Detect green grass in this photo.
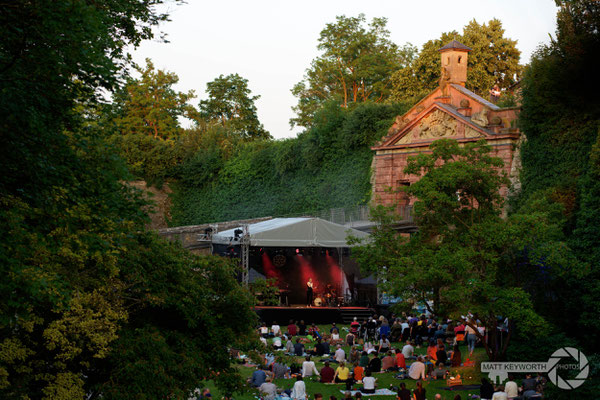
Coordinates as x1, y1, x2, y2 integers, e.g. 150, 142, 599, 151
202, 324, 486, 400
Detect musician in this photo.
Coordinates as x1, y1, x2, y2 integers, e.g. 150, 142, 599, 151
306, 278, 314, 307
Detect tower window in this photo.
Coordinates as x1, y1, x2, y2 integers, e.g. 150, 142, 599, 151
458, 56, 462, 63
446, 57, 450, 65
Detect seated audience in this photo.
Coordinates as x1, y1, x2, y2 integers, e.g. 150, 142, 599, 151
408, 356, 426, 380
301, 356, 319, 378
361, 370, 376, 394
320, 361, 335, 383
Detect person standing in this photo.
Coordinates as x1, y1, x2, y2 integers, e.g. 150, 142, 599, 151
306, 278, 314, 307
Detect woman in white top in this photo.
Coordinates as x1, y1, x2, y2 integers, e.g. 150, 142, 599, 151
291, 376, 306, 400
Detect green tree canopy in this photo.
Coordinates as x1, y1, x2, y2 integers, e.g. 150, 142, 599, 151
351, 139, 574, 360
199, 73, 270, 140
114, 58, 197, 138
390, 19, 521, 102
0, 1, 257, 398
291, 14, 416, 128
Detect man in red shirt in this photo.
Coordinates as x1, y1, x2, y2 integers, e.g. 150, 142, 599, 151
395, 348, 406, 369
320, 361, 335, 383
287, 320, 297, 337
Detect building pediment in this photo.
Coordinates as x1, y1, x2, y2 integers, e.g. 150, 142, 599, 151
375, 102, 492, 149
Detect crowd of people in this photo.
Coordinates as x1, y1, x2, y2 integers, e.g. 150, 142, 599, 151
235, 314, 544, 400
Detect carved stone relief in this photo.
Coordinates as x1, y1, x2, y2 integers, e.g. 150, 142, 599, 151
394, 110, 457, 144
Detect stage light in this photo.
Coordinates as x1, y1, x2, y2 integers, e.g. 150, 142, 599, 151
234, 228, 243, 238
259, 247, 264, 255
296, 248, 303, 256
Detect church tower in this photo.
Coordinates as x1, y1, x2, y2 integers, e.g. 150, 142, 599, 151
438, 40, 472, 87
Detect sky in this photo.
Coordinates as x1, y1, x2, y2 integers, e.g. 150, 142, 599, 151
130, 0, 559, 139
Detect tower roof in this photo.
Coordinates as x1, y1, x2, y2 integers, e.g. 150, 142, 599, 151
438, 40, 472, 52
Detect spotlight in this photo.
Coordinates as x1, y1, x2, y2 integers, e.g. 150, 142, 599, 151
234, 228, 243, 238
296, 248, 303, 256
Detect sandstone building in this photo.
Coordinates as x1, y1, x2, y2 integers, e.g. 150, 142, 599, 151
371, 40, 521, 212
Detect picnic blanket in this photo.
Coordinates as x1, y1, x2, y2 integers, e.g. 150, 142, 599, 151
340, 389, 397, 396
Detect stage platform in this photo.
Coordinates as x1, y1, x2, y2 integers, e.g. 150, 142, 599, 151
254, 305, 375, 325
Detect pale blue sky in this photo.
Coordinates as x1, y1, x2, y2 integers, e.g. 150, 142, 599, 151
130, 0, 559, 139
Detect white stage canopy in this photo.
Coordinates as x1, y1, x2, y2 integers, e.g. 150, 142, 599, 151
211, 217, 370, 248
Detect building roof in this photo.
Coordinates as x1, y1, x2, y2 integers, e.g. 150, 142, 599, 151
438, 40, 472, 52
450, 84, 500, 110
212, 217, 370, 248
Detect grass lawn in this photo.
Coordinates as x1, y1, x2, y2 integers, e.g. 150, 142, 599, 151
201, 324, 487, 400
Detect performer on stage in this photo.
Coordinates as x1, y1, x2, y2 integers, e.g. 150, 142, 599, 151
306, 278, 314, 307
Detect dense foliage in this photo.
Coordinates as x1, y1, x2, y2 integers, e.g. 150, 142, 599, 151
291, 14, 416, 128
199, 74, 271, 140
351, 140, 575, 361
171, 101, 410, 225
515, 0, 600, 361
0, 1, 256, 398
390, 19, 521, 102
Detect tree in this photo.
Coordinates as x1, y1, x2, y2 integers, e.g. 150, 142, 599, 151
115, 59, 196, 139
0, 1, 257, 398
291, 14, 415, 128
351, 139, 573, 360
390, 19, 521, 102
517, 0, 600, 353
199, 73, 270, 140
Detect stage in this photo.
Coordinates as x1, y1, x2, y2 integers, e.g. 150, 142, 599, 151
254, 305, 375, 325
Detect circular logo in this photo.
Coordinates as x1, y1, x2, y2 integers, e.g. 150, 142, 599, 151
547, 347, 589, 390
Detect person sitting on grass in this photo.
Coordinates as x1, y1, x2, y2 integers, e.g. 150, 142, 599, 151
402, 341, 415, 359
288, 320, 298, 337
285, 336, 294, 354
378, 334, 391, 354
333, 361, 350, 384
367, 353, 381, 373
314, 393, 323, 400
345, 331, 356, 346
435, 339, 448, 366
294, 338, 305, 357
272, 359, 290, 379
301, 356, 319, 378
290, 376, 306, 400
491, 385, 508, 400
352, 361, 364, 383
354, 392, 362, 400
349, 346, 360, 364
408, 356, 426, 380
426, 339, 438, 361
361, 370, 376, 394
273, 335, 283, 350
259, 376, 278, 400
430, 363, 448, 380
395, 348, 406, 369
359, 351, 369, 368
334, 344, 346, 363
397, 382, 411, 400
413, 380, 426, 400
450, 344, 462, 367
480, 377, 494, 400
331, 328, 342, 345
250, 365, 268, 387
381, 351, 397, 372
320, 361, 335, 383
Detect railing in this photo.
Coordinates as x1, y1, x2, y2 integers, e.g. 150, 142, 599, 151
279, 204, 413, 227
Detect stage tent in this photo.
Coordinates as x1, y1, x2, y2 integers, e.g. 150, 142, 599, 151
211, 217, 370, 248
